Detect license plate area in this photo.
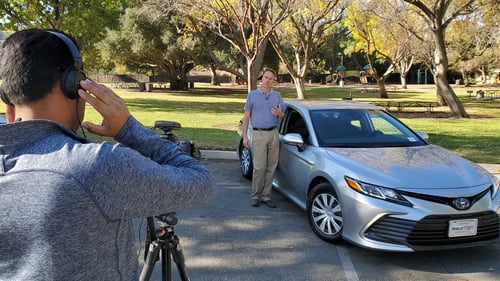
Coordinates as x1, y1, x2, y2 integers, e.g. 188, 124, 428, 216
448, 219, 478, 237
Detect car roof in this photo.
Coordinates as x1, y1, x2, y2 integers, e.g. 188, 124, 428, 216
284, 99, 382, 111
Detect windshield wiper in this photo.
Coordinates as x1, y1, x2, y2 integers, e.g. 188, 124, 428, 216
382, 143, 421, 147
323, 143, 366, 148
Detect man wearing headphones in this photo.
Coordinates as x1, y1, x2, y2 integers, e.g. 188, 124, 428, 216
0, 29, 214, 280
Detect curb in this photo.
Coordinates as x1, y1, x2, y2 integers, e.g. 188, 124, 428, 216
200, 150, 238, 160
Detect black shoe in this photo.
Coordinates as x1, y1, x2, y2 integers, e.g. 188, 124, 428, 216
261, 199, 276, 208
251, 199, 260, 207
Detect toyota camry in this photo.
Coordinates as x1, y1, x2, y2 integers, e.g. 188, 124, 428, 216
237, 100, 500, 252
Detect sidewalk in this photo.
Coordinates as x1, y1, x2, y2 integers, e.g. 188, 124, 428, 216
476, 163, 500, 180
200, 150, 500, 180
200, 150, 238, 160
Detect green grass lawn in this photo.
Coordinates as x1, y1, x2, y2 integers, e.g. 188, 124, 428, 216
3, 82, 499, 163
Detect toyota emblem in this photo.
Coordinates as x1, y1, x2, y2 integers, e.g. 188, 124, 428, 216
452, 197, 470, 210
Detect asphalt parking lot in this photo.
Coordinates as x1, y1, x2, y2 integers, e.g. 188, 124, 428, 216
135, 159, 500, 281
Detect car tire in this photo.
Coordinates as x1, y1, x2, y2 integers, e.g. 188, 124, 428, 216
307, 183, 343, 243
239, 143, 253, 180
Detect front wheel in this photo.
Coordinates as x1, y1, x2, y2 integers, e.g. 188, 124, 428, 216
238, 143, 253, 180
306, 183, 343, 243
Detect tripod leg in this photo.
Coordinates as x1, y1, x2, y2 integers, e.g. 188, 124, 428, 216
163, 246, 170, 281
139, 241, 161, 281
169, 235, 190, 281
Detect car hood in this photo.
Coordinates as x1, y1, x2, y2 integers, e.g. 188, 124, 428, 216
327, 145, 492, 189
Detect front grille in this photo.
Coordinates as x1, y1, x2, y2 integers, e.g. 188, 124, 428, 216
398, 187, 491, 210
365, 211, 499, 250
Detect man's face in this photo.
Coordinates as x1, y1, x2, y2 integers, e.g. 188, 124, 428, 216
261, 71, 275, 88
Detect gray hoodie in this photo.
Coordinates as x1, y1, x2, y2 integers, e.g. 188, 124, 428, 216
0, 116, 214, 280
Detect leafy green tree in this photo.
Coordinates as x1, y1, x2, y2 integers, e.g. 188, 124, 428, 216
446, 2, 499, 85
345, 0, 396, 98
177, 10, 247, 85
0, 0, 130, 71
345, 0, 420, 96
190, 34, 237, 85
165, 0, 294, 91
98, 6, 196, 90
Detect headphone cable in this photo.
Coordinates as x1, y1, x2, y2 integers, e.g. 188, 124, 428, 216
75, 98, 87, 139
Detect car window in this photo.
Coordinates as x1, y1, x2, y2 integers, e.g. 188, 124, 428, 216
284, 110, 310, 143
370, 114, 404, 136
310, 109, 425, 148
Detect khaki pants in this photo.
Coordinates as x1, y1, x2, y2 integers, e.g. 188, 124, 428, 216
250, 129, 279, 201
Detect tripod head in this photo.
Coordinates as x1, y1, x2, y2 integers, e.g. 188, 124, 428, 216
154, 120, 181, 135
143, 212, 178, 261
155, 213, 178, 227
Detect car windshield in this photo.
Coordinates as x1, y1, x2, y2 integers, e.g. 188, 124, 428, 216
309, 108, 426, 148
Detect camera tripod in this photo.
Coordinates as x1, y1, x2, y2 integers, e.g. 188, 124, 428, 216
139, 213, 190, 281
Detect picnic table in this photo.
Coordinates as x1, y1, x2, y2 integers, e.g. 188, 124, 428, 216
373, 101, 436, 113
360, 86, 399, 93
467, 89, 500, 100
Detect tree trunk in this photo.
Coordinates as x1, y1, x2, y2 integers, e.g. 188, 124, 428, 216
209, 63, 220, 86
479, 65, 487, 85
247, 61, 257, 92
436, 90, 446, 106
365, 54, 391, 98
400, 76, 408, 89
432, 31, 468, 117
435, 75, 468, 117
461, 69, 470, 87
170, 76, 185, 91
170, 76, 185, 90
377, 79, 388, 98
293, 77, 308, 100
168, 62, 189, 90
399, 58, 413, 90
248, 39, 268, 91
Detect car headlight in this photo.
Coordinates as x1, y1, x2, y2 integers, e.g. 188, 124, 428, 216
345, 176, 413, 207
492, 176, 500, 216
492, 176, 499, 199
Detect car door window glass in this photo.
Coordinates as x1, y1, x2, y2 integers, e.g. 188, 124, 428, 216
285, 111, 310, 143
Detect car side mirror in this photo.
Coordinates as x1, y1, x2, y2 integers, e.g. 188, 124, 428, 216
283, 133, 305, 152
416, 131, 429, 142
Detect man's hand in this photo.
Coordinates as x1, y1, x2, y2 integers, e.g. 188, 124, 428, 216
271, 104, 283, 119
78, 79, 131, 137
243, 136, 250, 148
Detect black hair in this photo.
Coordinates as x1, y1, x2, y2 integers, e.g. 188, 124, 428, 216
0, 29, 78, 105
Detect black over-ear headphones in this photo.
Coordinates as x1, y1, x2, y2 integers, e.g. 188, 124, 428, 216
47, 31, 86, 99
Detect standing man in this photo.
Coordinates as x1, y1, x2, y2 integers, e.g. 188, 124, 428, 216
241, 68, 285, 208
0, 29, 213, 281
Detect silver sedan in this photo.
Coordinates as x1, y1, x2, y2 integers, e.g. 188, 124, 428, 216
237, 100, 500, 252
